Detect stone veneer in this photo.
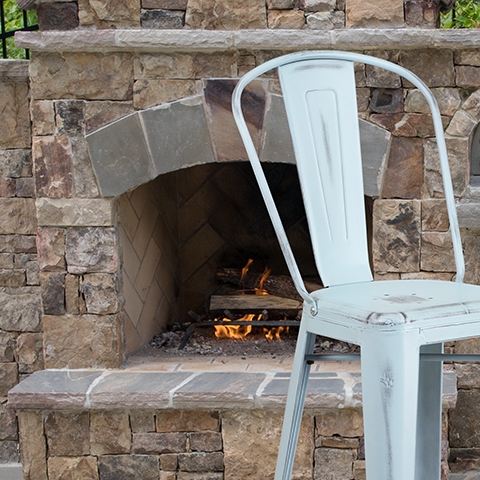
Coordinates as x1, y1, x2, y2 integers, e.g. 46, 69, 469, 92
3, 0, 480, 477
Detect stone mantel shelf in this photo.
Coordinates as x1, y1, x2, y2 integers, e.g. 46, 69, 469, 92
15, 28, 480, 54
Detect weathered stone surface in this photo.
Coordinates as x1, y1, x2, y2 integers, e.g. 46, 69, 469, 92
0, 149, 31, 178
370, 113, 437, 137
299, 0, 336, 12
455, 337, 480, 355
399, 50, 455, 87
0, 331, 16, 362
42, 314, 123, 368
30, 53, 134, 101
421, 231, 455, 272
18, 411, 47, 480
16, 177, 36, 198
31, 100, 55, 136
36, 198, 114, 227
78, 0, 140, 28
37, 2, 79, 30
55, 100, 85, 135
455, 50, 480, 67
446, 110, 477, 137
143, 0, 188, 8
133, 79, 200, 109
36, 228, 65, 272
0, 362, 18, 396
0, 198, 37, 235
317, 436, 359, 449
306, 11, 343, 29
190, 432, 223, 452
160, 453, 178, 471
90, 411, 131, 455
47, 456, 99, 480
450, 389, 480, 448
223, 410, 313, 479
421, 199, 449, 231
0, 290, 42, 332
267, 0, 296, 8
353, 459, 366, 480
185, 0, 267, 29
81, 273, 120, 314
69, 137, 101, 198
456, 363, 480, 389
381, 137, 424, 199
369, 89, 403, 112
17, 332, 44, 374
65, 274, 81, 314
65, 227, 119, 274
33, 135, 73, 199
45, 411, 90, 456
176, 474, 222, 480
404, 88, 461, 116
85, 101, 135, 135
132, 432, 187, 454
141, 9, 185, 28
462, 89, 480, 121
0, 402, 17, 441
463, 232, 480, 286
134, 53, 195, 79
130, 411, 156, 433
0, 269, 25, 288
178, 452, 223, 472
373, 200, 421, 273
456, 66, 480, 87
424, 137, 469, 198
314, 448, 354, 480
449, 448, 480, 473
156, 410, 220, 432
346, 0, 404, 27
405, 0, 439, 27
40, 271, 66, 315
268, 10, 305, 28
315, 409, 363, 437
0, 235, 37, 254
0, 81, 31, 149
98, 455, 159, 480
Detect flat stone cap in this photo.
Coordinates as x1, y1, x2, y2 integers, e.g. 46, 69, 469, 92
8, 368, 457, 411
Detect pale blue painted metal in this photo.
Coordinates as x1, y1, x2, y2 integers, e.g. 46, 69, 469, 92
231, 51, 480, 480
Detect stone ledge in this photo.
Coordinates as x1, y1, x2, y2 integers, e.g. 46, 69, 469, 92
8, 368, 458, 411
15, 28, 480, 54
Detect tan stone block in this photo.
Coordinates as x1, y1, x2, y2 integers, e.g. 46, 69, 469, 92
462, 89, 480, 121
130, 411, 156, 433
156, 410, 220, 432
134, 53, 195, 79
81, 273, 120, 314
36, 228, 65, 272
455, 50, 480, 67
0, 269, 25, 287
267, 10, 305, 29
223, 410, 314, 479
456, 66, 480, 87
422, 199, 449, 232
456, 363, 480, 389
143, 0, 188, 8
447, 109, 477, 137
317, 436, 359, 449
0, 402, 17, 441
31, 100, 55, 136
193, 53, 237, 78
0, 362, 18, 396
43, 314, 123, 369
0, 81, 31, 149
45, 411, 90, 456
36, 198, 115, 227
424, 137, 469, 198
267, 0, 296, 8
400, 271, 452, 281
70, 137, 100, 198
33, 135, 73, 199
132, 432, 188, 454
370, 113, 438, 138
0, 149, 32, 179
30, 53, 133, 101
190, 431, 223, 452
18, 411, 48, 480
185, 0, 267, 29
346, 0, 403, 27
354, 459, 366, 480
90, 411, 131, 455
314, 448, 355, 480
85, 101, 135, 135
463, 231, 480, 286
421, 231, 455, 272
0, 198, 37, 235
315, 409, 363, 437
65, 274, 81, 314
133, 79, 200, 109
17, 333, 44, 374
78, 0, 140, 28
48, 456, 99, 480
373, 199, 421, 273
0, 331, 15, 363
405, 88, 461, 117
0, 290, 42, 333
160, 453, 178, 471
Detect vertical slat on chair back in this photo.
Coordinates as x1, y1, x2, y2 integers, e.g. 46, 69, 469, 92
279, 59, 373, 287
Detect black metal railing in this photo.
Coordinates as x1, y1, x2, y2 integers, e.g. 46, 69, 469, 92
1, 0, 38, 59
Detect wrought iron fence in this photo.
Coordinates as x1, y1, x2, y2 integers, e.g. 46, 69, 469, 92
1, 0, 38, 59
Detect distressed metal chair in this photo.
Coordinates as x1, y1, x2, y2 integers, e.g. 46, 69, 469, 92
231, 51, 480, 480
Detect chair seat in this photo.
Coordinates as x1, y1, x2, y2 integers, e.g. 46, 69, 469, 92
309, 280, 480, 341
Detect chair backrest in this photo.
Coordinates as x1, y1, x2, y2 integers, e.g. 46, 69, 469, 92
232, 51, 464, 304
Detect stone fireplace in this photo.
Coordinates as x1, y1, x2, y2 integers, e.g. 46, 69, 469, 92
4, 0, 480, 478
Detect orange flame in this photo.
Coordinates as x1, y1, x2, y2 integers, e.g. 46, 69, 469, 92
214, 314, 257, 340
255, 267, 271, 296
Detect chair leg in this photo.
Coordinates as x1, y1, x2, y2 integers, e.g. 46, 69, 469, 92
275, 321, 315, 480
415, 343, 443, 480
360, 331, 421, 480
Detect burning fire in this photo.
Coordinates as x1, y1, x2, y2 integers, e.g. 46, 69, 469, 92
214, 260, 287, 341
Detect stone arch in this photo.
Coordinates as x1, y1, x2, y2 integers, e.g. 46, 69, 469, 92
86, 79, 391, 198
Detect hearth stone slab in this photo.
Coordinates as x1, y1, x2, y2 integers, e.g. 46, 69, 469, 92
8, 368, 457, 411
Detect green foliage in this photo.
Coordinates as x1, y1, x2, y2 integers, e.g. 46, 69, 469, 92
1, 0, 38, 59
441, 0, 480, 28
